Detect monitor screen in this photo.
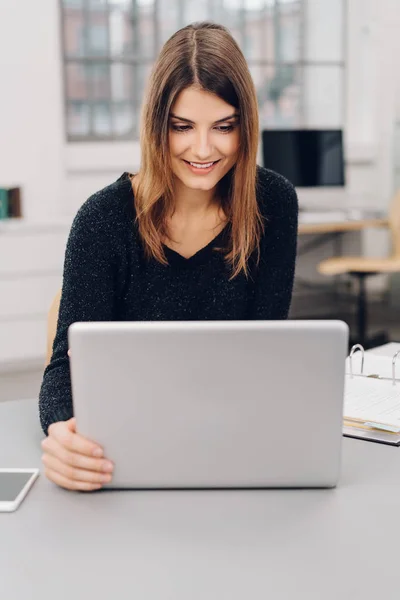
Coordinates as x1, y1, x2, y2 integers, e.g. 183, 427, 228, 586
261, 129, 345, 187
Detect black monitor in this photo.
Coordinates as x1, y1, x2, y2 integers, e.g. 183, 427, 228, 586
261, 129, 345, 187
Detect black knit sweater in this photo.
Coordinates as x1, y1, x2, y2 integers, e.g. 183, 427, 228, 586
39, 166, 298, 434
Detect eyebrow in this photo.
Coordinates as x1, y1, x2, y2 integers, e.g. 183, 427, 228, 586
169, 113, 239, 124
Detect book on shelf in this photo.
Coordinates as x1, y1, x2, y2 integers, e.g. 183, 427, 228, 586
0, 187, 22, 219
343, 344, 400, 445
0, 189, 8, 219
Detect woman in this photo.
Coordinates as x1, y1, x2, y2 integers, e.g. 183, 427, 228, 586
39, 21, 298, 491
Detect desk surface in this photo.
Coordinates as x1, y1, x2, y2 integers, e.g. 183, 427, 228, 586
298, 209, 388, 235
2, 344, 400, 600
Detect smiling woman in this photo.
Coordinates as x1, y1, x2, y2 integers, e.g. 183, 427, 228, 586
133, 22, 263, 277
39, 21, 298, 492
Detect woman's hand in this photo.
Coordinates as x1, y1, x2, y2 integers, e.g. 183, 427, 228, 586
41, 417, 114, 491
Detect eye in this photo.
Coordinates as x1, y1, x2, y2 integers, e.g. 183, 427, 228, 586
171, 125, 192, 132
216, 125, 235, 133
170, 124, 235, 133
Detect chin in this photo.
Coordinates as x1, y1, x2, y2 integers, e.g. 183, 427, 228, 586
181, 177, 219, 190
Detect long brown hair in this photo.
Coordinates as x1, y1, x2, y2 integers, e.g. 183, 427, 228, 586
132, 21, 264, 279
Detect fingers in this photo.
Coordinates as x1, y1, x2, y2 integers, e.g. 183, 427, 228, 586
42, 453, 112, 487
41, 435, 113, 474
67, 348, 71, 357
43, 466, 103, 492
42, 419, 114, 492
48, 420, 104, 458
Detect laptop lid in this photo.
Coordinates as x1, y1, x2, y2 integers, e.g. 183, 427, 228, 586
69, 320, 348, 489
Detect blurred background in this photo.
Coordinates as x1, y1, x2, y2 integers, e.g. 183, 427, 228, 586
0, 0, 399, 401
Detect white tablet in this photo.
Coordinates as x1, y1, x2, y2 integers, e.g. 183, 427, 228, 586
0, 468, 39, 512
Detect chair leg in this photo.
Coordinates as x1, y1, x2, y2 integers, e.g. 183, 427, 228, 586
348, 272, 389, 350
356, 274, 367, 346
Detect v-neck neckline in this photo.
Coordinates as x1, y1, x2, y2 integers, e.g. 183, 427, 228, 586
162, 224, 229, 267
120, 172, 230, 268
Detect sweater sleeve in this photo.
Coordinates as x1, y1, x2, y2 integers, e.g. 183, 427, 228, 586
38, 196, 119, 435
248, 172, 298, 320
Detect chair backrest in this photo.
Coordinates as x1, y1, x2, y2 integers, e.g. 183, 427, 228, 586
389, 189, 400, 257
46, 289, 62, 367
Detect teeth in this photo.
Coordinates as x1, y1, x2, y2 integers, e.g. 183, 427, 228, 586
189, 161, 215, 169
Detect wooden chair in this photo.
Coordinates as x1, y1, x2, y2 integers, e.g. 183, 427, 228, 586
45, 289, 62, 367
318, 189, 400, 348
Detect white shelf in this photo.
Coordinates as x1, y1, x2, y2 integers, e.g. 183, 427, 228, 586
0, 218, 71, 235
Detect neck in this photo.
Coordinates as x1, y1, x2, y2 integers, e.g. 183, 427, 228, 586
171, 176, 220, 219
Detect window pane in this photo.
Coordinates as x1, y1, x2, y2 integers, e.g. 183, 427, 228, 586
305, 0, 344, 62
135, 0, 156, 59
253, 64, 343, 129
109, 2, 156, 60
87, 63, 110, 100
87, 15, 109, 56
278, 2, 301, 62
93, 102, 112, 134
109, 0, 135, 8
185, 0, 210, 22
66, 63, 89, 100
137, 9, 156, 59
158, 0, 182, 46
113, 102, 134, 135
216, 0, 243, 47
111, 63, 132, 101
109, 9, 129, 56
88, 0, 108, 9
244, 0, 301, 61
136, 62, 153, 111
67, 101, 90, 135
63, 0, 84, 7
244, 1, 269, 61
64, 10, 85, 57
251, 63, 301, 128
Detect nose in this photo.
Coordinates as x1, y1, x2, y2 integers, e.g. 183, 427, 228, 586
192, 129, 214, 161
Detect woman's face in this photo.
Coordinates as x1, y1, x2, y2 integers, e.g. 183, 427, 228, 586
168, 85, 240, 194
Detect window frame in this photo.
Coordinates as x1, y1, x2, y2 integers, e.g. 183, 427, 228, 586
60, 0, 346, 142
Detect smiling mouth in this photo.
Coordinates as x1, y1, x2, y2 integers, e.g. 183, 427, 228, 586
183, 159, 221, 168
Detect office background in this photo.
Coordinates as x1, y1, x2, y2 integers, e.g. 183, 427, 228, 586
0, 0, 399, 401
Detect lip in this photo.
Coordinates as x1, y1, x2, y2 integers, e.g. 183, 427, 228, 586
183, 159, 221, 175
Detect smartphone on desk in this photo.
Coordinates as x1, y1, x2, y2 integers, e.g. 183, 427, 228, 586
0, 468, 39, 512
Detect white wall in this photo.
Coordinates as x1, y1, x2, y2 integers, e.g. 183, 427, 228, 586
0, 0, 65, 221
0, 0, 69, 371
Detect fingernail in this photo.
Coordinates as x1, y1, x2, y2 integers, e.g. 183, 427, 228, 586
101, 474, 112, 483
93, 448, 103, 457
103, 461, 114, 472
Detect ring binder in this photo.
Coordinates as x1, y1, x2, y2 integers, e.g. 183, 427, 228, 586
348, 344, 400, 385
348, 344, 364, 378
392, 350, 400, 386
344, 344, 400, 445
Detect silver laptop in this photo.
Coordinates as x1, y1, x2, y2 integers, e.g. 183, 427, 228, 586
68, 320, 348, 489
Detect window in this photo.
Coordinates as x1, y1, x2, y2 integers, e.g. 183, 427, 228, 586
61, 0, 345, 141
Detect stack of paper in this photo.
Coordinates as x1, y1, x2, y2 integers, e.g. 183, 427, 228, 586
343, 353, 400, 444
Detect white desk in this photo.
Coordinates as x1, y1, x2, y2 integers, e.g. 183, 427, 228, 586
298, 209, 388, 235
1, 344, 400, 599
